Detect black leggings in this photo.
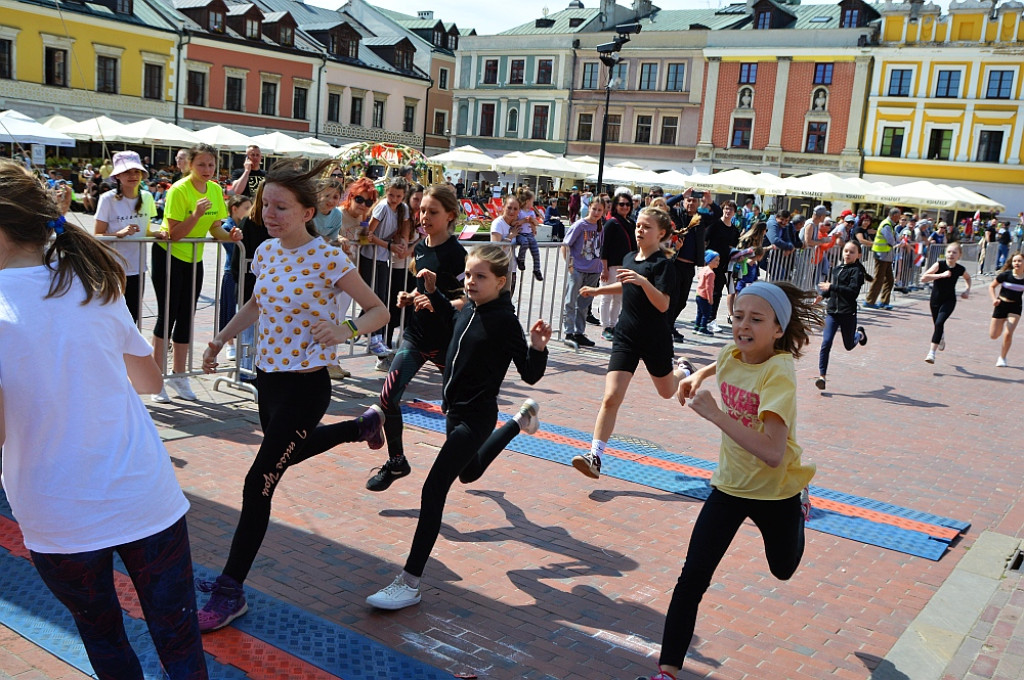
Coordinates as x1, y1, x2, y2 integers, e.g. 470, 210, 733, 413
124, 274, 141, 324
222, 368, 361, 584
385, 267, 416, 347
659, 488, 805, 668
668, 260, 696, 325
379, 339, 444, 461
404, 410, 522, 578
930, 299, 956, 345
151, 244, 203, 344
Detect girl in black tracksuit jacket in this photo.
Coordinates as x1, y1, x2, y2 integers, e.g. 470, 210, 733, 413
366, 245, 550, 610
815, 240, 870, 389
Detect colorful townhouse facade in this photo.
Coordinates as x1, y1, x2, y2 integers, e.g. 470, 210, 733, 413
862, 0, 1024, 212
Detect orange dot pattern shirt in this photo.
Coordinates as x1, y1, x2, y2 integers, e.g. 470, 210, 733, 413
251, 238, 356, 372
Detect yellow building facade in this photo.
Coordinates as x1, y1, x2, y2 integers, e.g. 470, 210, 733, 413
863, 0, 1024, 214
0, 0, 177, 121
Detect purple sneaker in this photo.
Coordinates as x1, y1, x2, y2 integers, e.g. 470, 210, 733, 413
357, 404, 386, 450
196, 574, 248, 632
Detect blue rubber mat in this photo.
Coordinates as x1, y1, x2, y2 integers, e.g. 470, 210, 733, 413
0, 493, 453, 680
402, 401, 969, 561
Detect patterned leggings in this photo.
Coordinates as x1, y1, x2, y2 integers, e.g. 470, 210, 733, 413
31, 516, 207, 680
515, 233, 542, 272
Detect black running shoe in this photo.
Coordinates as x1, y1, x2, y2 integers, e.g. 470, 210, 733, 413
671, 330, 686, 344
366, 456, 411, 492
857, 326, 868, 346
575, 334, 596, 347
586, 313, 601, 326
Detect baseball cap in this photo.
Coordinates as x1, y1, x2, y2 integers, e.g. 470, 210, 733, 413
844, 214, 855, 223
813, 205, 829, 216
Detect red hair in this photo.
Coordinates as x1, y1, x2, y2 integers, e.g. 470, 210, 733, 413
341, 177, 377, 211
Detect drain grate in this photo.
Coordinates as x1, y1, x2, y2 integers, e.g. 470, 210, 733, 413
1010, 549, 1024, 572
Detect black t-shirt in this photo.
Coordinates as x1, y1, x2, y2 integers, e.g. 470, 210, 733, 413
231, 168, 266, 198
405, 236, 467, 348
997, 226, 1012, 245
616, 250, 677, 337
930, 261, 965, 304
996, 271, 1024, 304
601, 216, 635, 267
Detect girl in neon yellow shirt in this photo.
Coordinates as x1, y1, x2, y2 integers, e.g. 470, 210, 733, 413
643, 281, 822, 680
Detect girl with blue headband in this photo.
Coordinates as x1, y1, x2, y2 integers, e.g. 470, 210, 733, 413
641, 280, 822, 680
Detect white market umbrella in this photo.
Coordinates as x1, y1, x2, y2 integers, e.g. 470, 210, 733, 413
870, 179, 956, 209
519, 149, 590, 178
249, 131, 307, 157
109, 118, 200, 147
781, 172, 867, 202
61, 115, 124, 142
491, 151, 528, 174
685, 168, 785, 196
648, 170, 692, 191
614, 160, 645, 171
40, 114, 78, 132
428, 144, 495, 172
194, 125, 254, 152
297, 137, 340, 159
0, 110, 75, 147
940, 184, 1006, 213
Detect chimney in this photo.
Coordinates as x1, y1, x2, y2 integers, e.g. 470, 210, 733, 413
633, 0, 652, 18
600, 0, 616, 28
417, 10, 434, 20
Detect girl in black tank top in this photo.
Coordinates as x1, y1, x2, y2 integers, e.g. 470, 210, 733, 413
920, 242, 972, 364
989, 252, 1024, 367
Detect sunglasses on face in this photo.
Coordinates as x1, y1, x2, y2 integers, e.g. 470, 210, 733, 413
352, 195, 372, 205
330, 173, 344, 178
617, 201, 632, 207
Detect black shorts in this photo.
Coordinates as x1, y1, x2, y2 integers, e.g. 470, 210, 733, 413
607, 328, 674, 378
993, 299, 1023, 319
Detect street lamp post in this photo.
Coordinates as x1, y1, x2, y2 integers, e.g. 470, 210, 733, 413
594, 23, 640, 193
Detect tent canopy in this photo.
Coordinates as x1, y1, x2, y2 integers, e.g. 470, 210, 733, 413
109, 118, 199, 147
0, 110, 75, 147
60, 115, 124, 142
781, 172, 867, 201
193, 125, 254, 152
428, 145, 496, 172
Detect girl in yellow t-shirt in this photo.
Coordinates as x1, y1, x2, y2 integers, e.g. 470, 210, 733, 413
643, 281, 822, 680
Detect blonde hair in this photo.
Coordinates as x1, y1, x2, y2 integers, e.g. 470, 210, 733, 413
467, 244, 511, 279
638, 206, 676, 257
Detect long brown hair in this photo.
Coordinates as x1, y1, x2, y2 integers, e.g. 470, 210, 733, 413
0, 160, 124, 304
771, 281, 824, 359
264, 159, 336, 237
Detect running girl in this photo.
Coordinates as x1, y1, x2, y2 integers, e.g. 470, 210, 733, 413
814, 240, 869, 390
0, 160, 208, 678
366, 184, 467, 492
365, 245, 550, 610
989, 252, 1024, 367
572, 207, 694, 479
197, 160, 390, 632
921, 241, 971, 364
642, 281, 821, 680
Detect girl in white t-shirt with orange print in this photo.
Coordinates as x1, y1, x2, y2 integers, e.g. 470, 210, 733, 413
198, 160, 390, 633
642, 281, 822, 680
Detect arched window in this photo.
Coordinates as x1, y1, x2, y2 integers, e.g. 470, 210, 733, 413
507, 108, 518, 133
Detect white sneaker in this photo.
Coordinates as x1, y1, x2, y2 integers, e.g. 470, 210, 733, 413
925, 351, 936, 364
374, 355, 392, 372
167, 376, 197, 401
707, 320, 720, 333
516, 398, 540, 435
367, 337, 391, 357
225, 343, 236, 361
996, 356, 1008, 367
938, 337, 945, 351
151, 388, 171, 403
366, 575, 421, 610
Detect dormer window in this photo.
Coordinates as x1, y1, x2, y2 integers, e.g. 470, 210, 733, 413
246, 18, 260, 39
756, 10, 771, 29
342, 38, 358, 58
280, 25, 293, 46
209, 9, 225, 32
569, 17, 583, 27
433, 29, 443, 46
396, 48, 412, 71
115, 0, 132, 14
447, 34, 456, 50
329, 34, 339, 54
841, 8, 860, 27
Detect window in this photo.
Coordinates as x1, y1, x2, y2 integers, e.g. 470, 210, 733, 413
438, 68, 448, 90
739, 63, 757, 84
209, 9, 225, 32
537, 59, 552, 85
483, 59, 497, 84
328, 92, 340, 122
927, 129, 952, 161
433, 29, 443, 46
342, 38, 358, 59
731, 118, 752, 148
143, 63, 162, 99
986, 70, 1013, 99
841, 8, 859, 27
45, 47, 68, 87
187, 70, 206, 106
479, 103, 495, 136
879, 127, 904, 157
396, 49, 413, 71
531, 105, 549, 139
115, 0, 132, 13
403, 104, 415, 133
606, 114, 621, 143
660, 116, 678, 145
293, 86, 307, 119
813, 63, 833, 85
666, 63, 685, 91
976, 130, 1003, 163
97, 56, 117, 94
0, 39, 10, 79
447, 34, 456, 51
507, 108, 518, 133
805, 122, 827, 153
756, 11, 771, 29
433, 110, 447, 135
329, 34, 340, 54
611, 62, 627, 87
639, 63, 658, 91
260, 81, 277, 116
225, 76, 243, 111
245, 18, 260, 40
935, 70, 960, 98
581, 63, 598, 89
635, 115, 652, 143
577, 113, 593, 141
888, 69, 912, 96
350, 97, 363, 125
510, 59, 524, 85
372, 100, 385, 128
280, 25, 294, 46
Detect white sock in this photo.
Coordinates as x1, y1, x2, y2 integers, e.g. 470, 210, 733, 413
401, 571, 420, 589
589, 439, 606, 459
